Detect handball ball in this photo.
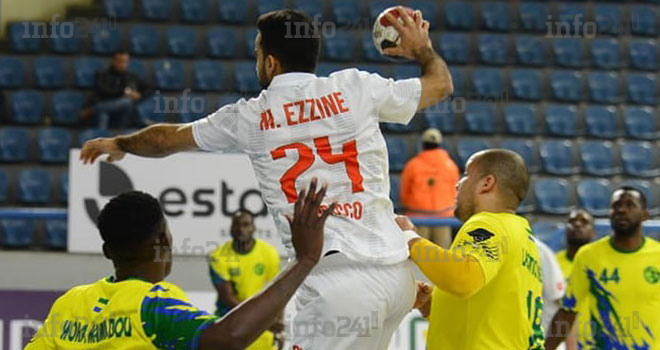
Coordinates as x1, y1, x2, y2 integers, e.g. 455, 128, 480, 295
372, 6, 416, 58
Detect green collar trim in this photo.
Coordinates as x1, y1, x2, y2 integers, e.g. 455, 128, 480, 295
609, 236, 646, 254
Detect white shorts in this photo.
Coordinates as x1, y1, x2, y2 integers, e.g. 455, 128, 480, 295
289, 252, 416, 350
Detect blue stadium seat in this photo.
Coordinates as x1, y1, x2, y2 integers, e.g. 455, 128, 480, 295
588, 72, 619, 104
73, 57, 105, 88
293, 0, 325, 19
90, 27, 121, 55
481, 2, 510, 32
545, 104, 578, 137
630, 6, 658, 36
577, 179, 612, 217
557, 4, 587, 35
128, 60, 147, 80
181, 0, 210, 23
534, 178, 572, 215
626, 73, 657, 105
619, 180, 659, 215
153, 59, 185, 91
193, 60, 225, 92
49, 22, 81, 54
478, 34, 508, 65
78, 129, 112, 146
456, 139, 491, 169
0, 127, 29, 162
324, 31, 355, 62
218, 0, 248, 24
316, 63, 345, 77
45, 219, 68, 250
585, 105, 618, 139
331, 0, 361, 24
33, 56, 66, 88
37, 128, 72, 164
517, 192, 536, 215
423, 102, 458, 134
0, 57, 25, 88
9, 22, 42, 53
464, 102, 495, 134
500, 139, 539, 173
167, 27, 197, 57
550, 71, 582, 102
621, 141, 660, 178
257, 0, 285, 16
141, 0, 173, 20
540, 140, 578, 175
504, 103, 537, 136
18, 169, 51, 204
11, 90, 44, 125
382, 118, 416, 135
234, 61, 261, 93
514, 35, 546, 66
392, 65, 420, 80
510, 69, 542, 101
532, 220, 566, 251
390, 174, 401, 210
104, 0, 134, 19
178, 94, 209, 123
369, 1, 397, 21
0, 219, 35, 248
438, 33, 470, 64
580, 141, 619, 176
207, 27, 238, 58
591, 39, 619, 69
519, 3, 549, 32
129, 25, 160, 56
409, 0, 438, 29
244, 27, 258, 59
594, 4, 623, 35
629, 40, 658, 71
552, 39, 584, 68
59, 171, 68, 203
0, 169, 7, 203
623, 106, 659, 140
136, 95, 167, 125
385, 136, 409, 171
449, 67, 464, 97
472, 68, 504, 97
361, 35, 388, 62
443, 2, 474, 30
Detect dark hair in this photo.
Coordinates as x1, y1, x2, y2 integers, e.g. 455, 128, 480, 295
233, 209, 255, 222
422, 142, 440, 150
98, 191, 165, 251
257, 10, 320, 73
616, 186, 647, 209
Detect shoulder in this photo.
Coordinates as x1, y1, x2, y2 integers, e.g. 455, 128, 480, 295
574, 237, 609, 261
644, 236, 660, 251
209, 241, 233, 256
144, 281, 188, 301
462, 212, 507, 234
256, 239, 279, 256
329, 68, 387, 84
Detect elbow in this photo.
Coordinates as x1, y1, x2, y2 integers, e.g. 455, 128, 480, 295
441, 272, 483, 299
440, 75, 454, 99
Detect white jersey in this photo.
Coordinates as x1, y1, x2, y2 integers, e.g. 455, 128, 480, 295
192, 69, 422, 264
536, 239, 566, 331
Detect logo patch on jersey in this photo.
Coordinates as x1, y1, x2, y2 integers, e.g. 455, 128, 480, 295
254, 263, 265, 276
229, 267, 241, 277
468, 228, 495, 243
644, 266, 660, 284
455, 228, 500, 261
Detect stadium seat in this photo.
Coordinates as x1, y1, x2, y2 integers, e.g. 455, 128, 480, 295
626, 74, 657, 105
37, 128, 72, 164
178, 94, 209, 123
90, 27, 121, 55
128, 60, 147, 80
331, 0, 361, 24
78, 129, 112, 146
539, 140, 578, 175
59, 171, 69, 203
594, 4, 622, 35
514, 35, 546, 66
317, 63, 345, 77
0, 57, 25, 88
630, 6, 658, 36
206, 27, 238, 58
193, 60, 225, 92
504, 103, 537, 136
181, 0, 210, 23
623, 106, 659, 140
584, 105, 618, 139
153, 59, 185, 91
534, 179, 572, 215
552, 39, 585, 68
629, 40, 658, 71
11, 90, 44, 125
392, 65, 420, 80
0, 169, 7, 203
390, 174, 401, 211
619, 180, 659, 215
73, 57, 105, 88
591, 39, 620, 69
49, 22, 81, 54
129, 25, 160, 56
0, 219, 35, 248
438, 33, 470, 64
464, 102, 496, 134
481, 2, 510, 32
167, 27, 197, 57
45, 219, 68, 250
472, 68, 504, 97
136, 95, 167, 125
532, 220, 565, 252
104, 0, 134, 19
456, 139, 491, 169
544, 104, 578, 137
385, 136, 409, 172
621, 141, 660, 178
18, 169, 51, 204
477, 34, 508, 65
293, 0, 324, 19
369, 0, 397, 21
324, 31, 355, 62
588, 72, 619, 104
517, 192, 535, 214
510, 69, 542, 101
577, 179, 612, 217
557, 4, 587, 35
9, 22, 42, 53
449, 67, 464, 97
443, 2, 474, 30
579, 141, 619, 176
423, 102, 458, 134
218, 0, 248, 23
0, 127, 29, 162
499, 139, 539, 173
550, 71, 582, 102
257, 0, 285, 16
361, 35, 388, 62
33, 56, 66, 88
141, 0, 172, 20
519, 3, 549, 32
244, 27, 258, 59
409, 1, 438, 29
234, 61, 261, 93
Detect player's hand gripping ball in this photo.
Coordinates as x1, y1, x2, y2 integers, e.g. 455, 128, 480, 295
372, 6, 416, 60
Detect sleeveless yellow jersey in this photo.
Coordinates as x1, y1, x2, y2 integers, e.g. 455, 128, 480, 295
561, 236, 660, 349
427, 212, 545, 350
25, 277, 218, 349
556, 250, 573, 280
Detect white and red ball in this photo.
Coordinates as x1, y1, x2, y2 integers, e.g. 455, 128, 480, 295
372, 6, 415, 57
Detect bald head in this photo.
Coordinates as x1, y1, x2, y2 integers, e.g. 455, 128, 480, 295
472, 149, 530, 206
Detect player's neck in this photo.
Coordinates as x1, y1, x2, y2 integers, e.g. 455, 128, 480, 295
566, 245, 581, 260
611, 231, 644, 252
233, 238, 256, 254
114, 263, 164, 284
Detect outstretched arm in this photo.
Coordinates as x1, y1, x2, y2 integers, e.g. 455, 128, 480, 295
545, 309, 577, 350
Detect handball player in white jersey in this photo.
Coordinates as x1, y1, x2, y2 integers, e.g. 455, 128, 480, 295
81, 8, 452, 349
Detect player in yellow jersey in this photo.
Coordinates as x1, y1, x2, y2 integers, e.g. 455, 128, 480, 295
546, 187, 660, 350
25, 180, 337, 350
398, 149, 545, 349
208, 210, 282, 349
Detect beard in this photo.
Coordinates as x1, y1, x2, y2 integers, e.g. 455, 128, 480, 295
567, 237, 592, 247
611, 220, 641, 237
257, 63, 270, 88
454, 200, 474, 223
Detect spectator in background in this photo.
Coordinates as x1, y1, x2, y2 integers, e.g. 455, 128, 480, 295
400, 128, 459, 247
81, 50, 149, 129
208, 210, 283, 350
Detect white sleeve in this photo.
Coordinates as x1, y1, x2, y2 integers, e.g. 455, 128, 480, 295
537, 240, 566, 302
191, 102, 243, 153
359, 70, 422, 124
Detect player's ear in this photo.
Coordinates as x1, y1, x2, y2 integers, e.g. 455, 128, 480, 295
479, 174, 496, 194
266, 55, 280, 76
102, 243, 112, 260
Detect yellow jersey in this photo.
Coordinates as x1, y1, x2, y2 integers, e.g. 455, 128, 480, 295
25, 276, 218, 349
561, 236, 660, 349
427, 212, 545, 350
555, 249, 574, 281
